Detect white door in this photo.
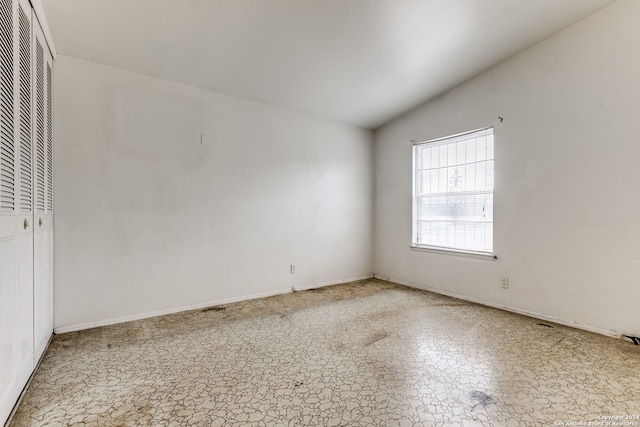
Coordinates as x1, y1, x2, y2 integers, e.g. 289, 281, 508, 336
0, 0, 19, 420
15, 0, 34, 383
32, 18, 53, 363
0, 0, 35, 422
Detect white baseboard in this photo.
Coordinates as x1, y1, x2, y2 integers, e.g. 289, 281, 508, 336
54, 287, 292, 334
56, 272, 619, 340
374, 274, 621, 339
54, 274, 374, 334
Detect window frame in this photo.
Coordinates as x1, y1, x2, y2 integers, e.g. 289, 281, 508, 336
411, 126, 495, 258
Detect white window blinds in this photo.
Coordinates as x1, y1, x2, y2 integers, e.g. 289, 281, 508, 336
413, 127, 494, 253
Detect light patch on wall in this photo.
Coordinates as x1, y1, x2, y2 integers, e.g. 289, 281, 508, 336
108, 88, 204, 153
103, 88, 210, 216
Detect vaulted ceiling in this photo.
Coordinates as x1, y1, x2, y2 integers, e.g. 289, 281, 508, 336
42, 0, 616, 129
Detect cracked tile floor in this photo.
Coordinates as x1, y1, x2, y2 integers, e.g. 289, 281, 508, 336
8, 279, 640, 426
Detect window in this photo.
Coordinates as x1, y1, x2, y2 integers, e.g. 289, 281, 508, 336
412, 127, 494, 254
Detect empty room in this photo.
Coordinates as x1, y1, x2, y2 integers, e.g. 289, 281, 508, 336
1, 0, 640, 426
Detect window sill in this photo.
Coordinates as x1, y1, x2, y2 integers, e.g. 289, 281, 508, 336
410, 245, 497, 260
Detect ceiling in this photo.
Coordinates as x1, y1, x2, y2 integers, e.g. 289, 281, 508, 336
41, 0, 617, 129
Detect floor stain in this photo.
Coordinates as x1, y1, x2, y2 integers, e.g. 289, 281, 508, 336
363, 331, 388, 347
201, 306, 226, 312
469, 390, 495, 409
430, 303, 469, 307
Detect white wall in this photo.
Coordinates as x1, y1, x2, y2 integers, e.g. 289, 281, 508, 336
53, 56, 373, 332
374, 0, 640, 337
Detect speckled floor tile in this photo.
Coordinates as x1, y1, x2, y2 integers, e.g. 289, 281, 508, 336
8, 279, 640, 426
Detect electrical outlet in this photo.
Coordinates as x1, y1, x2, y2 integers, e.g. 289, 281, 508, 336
501, 276, 509, 289
290, 265, 296, 274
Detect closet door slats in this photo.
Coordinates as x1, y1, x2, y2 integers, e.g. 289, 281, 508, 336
35, 39, 44, 213
46, 62, 51, 212
17, 5, 29, 213
0, 0, 14, 212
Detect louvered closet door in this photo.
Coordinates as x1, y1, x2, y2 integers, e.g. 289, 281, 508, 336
32, 18, 52, 363
0, 0, 19, 421
0, 0, 33, 423
15, 0, 33, 376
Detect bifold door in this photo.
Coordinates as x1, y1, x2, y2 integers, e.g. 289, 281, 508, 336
0, 0, 53, 423
32, 19, 53, 362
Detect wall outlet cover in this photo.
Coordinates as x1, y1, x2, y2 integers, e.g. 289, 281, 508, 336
501, 276, 509, 289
